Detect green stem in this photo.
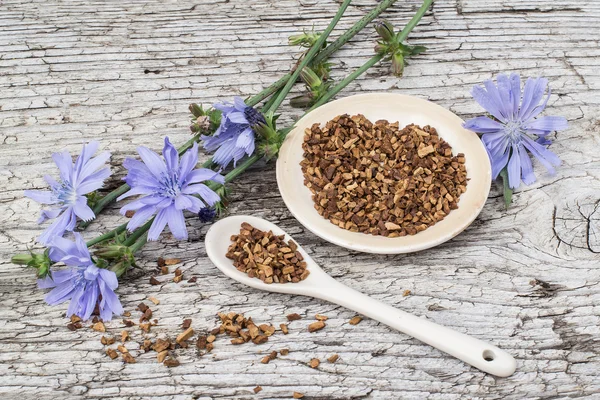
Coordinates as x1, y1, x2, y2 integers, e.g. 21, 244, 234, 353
310, 0, 433, 110
310, 54, 384, 110
123, 219, 154, 247
397, 0, 432, 42
129, 234, 148, 254
261, 87, 282, 113
266, 0, 353, 114
224, 155, 261, 184
86, 223, 127, 247
246, 0, 398, 107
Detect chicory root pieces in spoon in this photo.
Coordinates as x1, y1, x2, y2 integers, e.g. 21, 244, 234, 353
226, 222, 310, 284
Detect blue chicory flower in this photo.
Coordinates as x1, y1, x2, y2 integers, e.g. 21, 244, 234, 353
463, 73, 568, 189
24, 141, 111, 245
202, 96, 265, 168
118, 137, 225, 241
38, 233, 123, 321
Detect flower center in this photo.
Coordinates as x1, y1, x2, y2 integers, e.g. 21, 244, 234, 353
243, 106, 266, 127
159, 172, 182, 198
504, 121, 524, 143
55, 181, 78, 205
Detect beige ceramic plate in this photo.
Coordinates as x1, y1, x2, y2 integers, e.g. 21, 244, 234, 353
276, 93, 491, 254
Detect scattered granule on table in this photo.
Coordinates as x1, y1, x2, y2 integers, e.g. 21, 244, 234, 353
149, 276, 160, 285
260, 355, 271, 364
148, 296, 160, 305
315, 314, 328, 321
327, 354, 339, 363
142, 340, 152, 352
182, 318, 192, 330
106, 348, 118, 359
163, 357, 180, 367
280, 348, 289, 356
165, 258, 181, 266
287, 313, 302, 321
67, 321, 83, 331
349, 315, 362, 325
301, 114, 467, 237
280, 323, 289, 334
226, 223, 310, 284
196, 335, 207, 349
309, 358, 320, 368
259, 324, 276, 336
123, 319, 135, 327
254, 386, 262, 394
92, 321, 105, 332
101, 336, 115, 345
253, 335, 268, 344
140, 308, 152, 322
403, 289, 412, 297
176, 327, 194, 344
122, 353, 136, 363
157, 350, 169, 363
121, 330, 129, 342
153, 339, 171, 352
293, 392, 305, 399
308, 321, 326, 332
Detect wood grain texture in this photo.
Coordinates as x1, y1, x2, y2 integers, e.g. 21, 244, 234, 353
1, 0, 599, 399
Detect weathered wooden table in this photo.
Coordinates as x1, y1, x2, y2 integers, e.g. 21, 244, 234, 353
1, 0, 599, 398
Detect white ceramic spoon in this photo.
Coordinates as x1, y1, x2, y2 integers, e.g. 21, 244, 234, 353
205, 215, 517, 377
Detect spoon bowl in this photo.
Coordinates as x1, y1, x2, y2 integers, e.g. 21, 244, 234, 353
206, 215, 517, 377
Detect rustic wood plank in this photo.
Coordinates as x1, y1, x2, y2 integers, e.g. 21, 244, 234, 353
1, 0, 599, 399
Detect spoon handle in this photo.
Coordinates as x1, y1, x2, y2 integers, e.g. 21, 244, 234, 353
311, 278, 516, 377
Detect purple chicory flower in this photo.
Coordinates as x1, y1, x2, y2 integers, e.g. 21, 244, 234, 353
118, 137, 225, 241
463, 73, 568, 189
202, 97, 265, 168
38, 233, 123, 321
24, 141, 111, 245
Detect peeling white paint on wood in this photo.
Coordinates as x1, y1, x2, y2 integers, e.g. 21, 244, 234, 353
0, 0, 599, 399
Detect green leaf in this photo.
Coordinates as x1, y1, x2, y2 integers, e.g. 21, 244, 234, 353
499, 168, 513, 209
86, 191, 101, 209
409, 45, 427, 55
398, 43, 426, 57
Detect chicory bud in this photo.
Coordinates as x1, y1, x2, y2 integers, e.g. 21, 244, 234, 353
375, 20, 395, 42
391, 51, 405, 76
290, 93, 315, 109
189, 103, 204, 118
300, 67, 322, 89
